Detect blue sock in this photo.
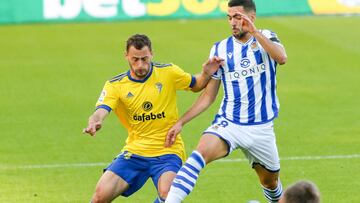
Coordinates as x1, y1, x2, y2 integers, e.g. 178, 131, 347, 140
262, 180, 283, 203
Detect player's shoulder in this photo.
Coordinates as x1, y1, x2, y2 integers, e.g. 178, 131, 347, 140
259, 29, 281, 43
152, 62, 186, 77
214, 37, 229, 46
212, 36, 233, 49
259, 29, 277, 35
209, 37, 228, 52
152, 62, 173, 69
108, 71, 128, 83
152, 62, 180, 73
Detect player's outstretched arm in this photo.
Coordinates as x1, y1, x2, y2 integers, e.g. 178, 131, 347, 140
165, 79, 221, 147
191, 56, 224, 92
251, 30, 287, 65
237, 12, 287, 65
83, 108, 109, 136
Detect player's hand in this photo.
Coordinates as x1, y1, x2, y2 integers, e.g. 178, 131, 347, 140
202, 56, 224, 76
83, 121, 102, 136
236, 12, 257, 35
165, 122, 183, 147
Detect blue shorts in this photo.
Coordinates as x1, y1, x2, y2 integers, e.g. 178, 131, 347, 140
104, 151, 182, 197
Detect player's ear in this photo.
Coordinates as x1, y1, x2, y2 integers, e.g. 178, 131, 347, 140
249, 11, 256, 22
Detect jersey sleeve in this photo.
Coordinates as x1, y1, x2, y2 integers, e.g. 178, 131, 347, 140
170, 64, 195, 90
260, 29, 284, 47
95, 81, 120, 112
209, 44, 222, 80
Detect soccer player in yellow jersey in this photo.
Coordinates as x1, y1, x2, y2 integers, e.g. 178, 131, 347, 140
83, 34, 223, 203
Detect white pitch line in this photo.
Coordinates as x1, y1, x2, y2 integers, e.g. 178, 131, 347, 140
0, 162, 108, 170
217, 154, 360, 162
1, 154, 360, 170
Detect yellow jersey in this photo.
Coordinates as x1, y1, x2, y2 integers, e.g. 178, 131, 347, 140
95, 62, 195, 162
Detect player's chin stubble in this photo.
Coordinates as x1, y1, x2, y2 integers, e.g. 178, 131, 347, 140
233, 31, 247, 39
135, 68, 149, 78
232, 26, 247, 39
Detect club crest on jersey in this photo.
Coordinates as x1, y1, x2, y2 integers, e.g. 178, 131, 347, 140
251, 41, 259, 50
155, 82, 163, 93
240, 58, 251, 68
227, 52, 233, 59
98, 90, 106, 102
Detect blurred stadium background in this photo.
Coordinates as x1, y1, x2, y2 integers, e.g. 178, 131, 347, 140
1, 0, 360, 202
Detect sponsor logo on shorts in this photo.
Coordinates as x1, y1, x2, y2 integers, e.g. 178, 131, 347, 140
123, 152, 132, 160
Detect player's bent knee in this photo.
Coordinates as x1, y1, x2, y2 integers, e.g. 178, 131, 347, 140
195, 145, 211, 162
91, 194, 106, 203
196, 135, 228, 164
158, 187, 169, 200
158, 180, 172, 199
196, 144, 207, 156
92, 186, 111, 203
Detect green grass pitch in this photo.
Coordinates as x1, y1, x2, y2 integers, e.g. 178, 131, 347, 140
0, 15, 360, 202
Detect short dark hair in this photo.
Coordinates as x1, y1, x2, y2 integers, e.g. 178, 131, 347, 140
126, 34, 152, 52
284, 181, 320, 203
228, 0, 256, 12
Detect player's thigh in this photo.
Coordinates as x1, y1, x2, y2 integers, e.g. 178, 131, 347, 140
103, 152, 151, 197
246, 122, 280, 172
196, 133, 229, 164
157, 171, 177, 197
151, 154, 182, 197
93, 170, 129, 201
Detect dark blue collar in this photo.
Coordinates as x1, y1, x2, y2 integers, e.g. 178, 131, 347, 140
127, 63, 153, 83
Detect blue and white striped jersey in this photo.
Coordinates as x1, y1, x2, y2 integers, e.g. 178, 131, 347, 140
210, 29, 283, 125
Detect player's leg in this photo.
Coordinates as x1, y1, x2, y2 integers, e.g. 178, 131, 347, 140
154, 171, 177, 203
151, 154, 183, 203
245, 122, 282, 202
165, 133, 229, 203
197, 133, 230, 163
91, 170, 129, 203
253, 164, 282, 203
92, 151, 151, 203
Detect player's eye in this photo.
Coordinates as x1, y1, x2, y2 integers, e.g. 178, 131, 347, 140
230, 14, 241, 20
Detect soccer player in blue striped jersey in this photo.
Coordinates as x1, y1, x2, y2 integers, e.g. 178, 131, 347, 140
83, 34, 223, 203
165, 0, 287, 202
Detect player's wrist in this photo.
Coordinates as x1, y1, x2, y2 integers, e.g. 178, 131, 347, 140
88, 118, 101, 126
201, 70, 212, 78
250, 29, 260, 36
177, 120, 184, 126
